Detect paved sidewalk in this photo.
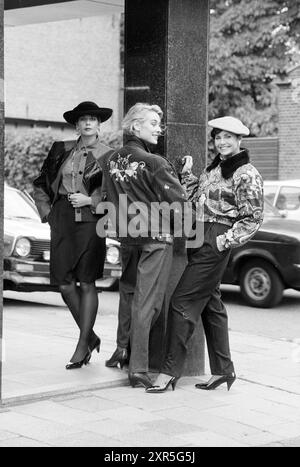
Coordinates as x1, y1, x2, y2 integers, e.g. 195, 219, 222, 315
2, 291, 125, 401
1, 292, 300, 447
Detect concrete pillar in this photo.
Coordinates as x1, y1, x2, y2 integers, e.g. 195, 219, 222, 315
0, 0, 4, 402
125, 0, 210, 375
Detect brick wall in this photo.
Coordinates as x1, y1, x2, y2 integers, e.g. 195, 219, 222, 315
4, 14, 122, 133
242, 137, 279, 180
277, 65, 300, 180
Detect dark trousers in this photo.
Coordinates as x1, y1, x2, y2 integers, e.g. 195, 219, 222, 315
161, 223, 235, 378
117, 242, 173, 373
116, 245, 138, 349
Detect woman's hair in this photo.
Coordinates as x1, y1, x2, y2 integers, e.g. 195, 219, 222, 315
122, 103, 163, 135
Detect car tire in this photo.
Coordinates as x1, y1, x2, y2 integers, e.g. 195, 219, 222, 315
240, 259, 283, 308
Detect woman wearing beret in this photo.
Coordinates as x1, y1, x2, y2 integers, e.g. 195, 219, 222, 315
147, 116, 264, 393
33, 101, 113, 369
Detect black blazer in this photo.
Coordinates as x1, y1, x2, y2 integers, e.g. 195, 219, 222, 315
33, 139, 113, 222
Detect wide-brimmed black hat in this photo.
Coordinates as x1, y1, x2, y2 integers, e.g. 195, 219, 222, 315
63, 101, 113, 125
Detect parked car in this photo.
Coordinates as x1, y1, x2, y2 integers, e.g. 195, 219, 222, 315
4, 185, 300, 308
223, 198, 300, 307
3, 184, 121, 292
264, 179, 300, 221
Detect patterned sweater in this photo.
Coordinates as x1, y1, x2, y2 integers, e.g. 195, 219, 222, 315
181, 149, 264, 251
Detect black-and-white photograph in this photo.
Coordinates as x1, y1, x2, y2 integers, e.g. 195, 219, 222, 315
0, 0, 300, 451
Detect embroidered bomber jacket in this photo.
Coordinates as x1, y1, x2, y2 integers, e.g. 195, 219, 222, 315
181, 149, 264, 251
99, 136, 188, 242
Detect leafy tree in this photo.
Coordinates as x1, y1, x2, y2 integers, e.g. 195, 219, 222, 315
209, 0, 300, 135
5, 129, 56, 195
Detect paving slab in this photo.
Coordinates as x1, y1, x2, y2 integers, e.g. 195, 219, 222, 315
58, 395, 124, 413
111, 429, 191, 447
0, 437, 52, 447
177, 430, 250, 447
46, 431, 125, 448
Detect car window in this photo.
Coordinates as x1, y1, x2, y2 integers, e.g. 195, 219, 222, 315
277, 186, 300, 211
264, 185, 277, 205
264, 198, 282, 218
4, 188, 40, 220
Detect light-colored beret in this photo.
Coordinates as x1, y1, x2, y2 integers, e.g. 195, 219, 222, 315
208, 116, 250, 136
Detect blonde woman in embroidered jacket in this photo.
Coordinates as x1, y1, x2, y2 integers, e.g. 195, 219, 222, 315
99, 103, 189, 389
33, 102, 113, 370
147, 116, 264, 393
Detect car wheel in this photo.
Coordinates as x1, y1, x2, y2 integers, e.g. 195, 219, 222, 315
240, 259, 283, 308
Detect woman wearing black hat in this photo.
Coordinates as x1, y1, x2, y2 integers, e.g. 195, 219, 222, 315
33, 101, 113, 369
147, 116, 264, 393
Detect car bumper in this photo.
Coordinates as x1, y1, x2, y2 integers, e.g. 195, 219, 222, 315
4, 258, 122, 291
4, 261, 54, 292
287, 263, 300, 289
98, 264, 122, 289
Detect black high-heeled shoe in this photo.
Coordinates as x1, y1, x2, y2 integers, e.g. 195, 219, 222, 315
90, 336, 101, 353
85, 336, 101, 364
195, 373, 236, 391
65, 350, 91, 370
146, 376, 178, 393
128, 372, 152, 389
105, 347, 128, 369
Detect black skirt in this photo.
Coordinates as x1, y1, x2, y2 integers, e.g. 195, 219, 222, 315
48, 198, 106, 285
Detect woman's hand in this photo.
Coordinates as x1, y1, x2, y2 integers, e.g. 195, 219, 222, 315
181, 155, 193, 174
69, 193, 91, 208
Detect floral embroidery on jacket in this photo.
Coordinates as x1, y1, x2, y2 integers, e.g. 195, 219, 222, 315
109, 154, 146, 182
181, 162, 264, 251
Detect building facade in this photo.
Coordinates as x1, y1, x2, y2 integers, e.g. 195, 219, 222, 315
276, 65, 300, 180
5, 14, 123, 137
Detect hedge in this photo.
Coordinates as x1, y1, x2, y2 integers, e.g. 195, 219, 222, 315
4, 129, 123, 195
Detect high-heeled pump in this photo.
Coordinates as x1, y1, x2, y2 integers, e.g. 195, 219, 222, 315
85, 336, 101, 364
105, 347, 128, 369
90, 336, 101, 353
195, 373, 236, 391
146, 376, 178, 393
65, 350, 91, 370
129, 372, 152, 389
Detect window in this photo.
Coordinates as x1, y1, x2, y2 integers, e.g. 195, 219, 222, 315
264, 185, 277, 205
277, 187, 300, 211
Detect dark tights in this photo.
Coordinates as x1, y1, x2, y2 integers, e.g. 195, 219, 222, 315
60, 281, 99, 362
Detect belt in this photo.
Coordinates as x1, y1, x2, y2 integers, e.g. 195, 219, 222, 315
120, 234, 174, 245
152, 234, 173, 244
